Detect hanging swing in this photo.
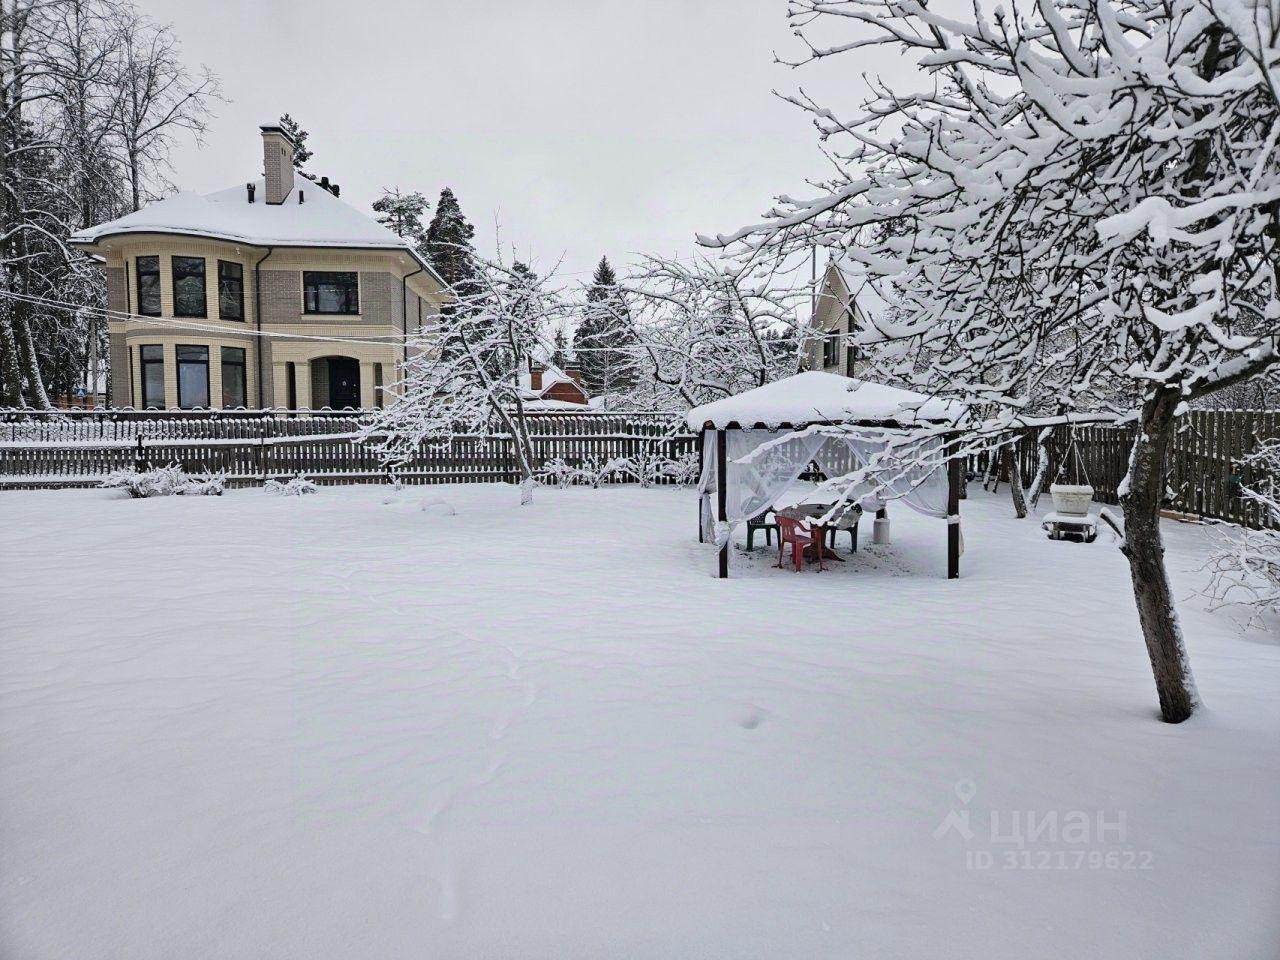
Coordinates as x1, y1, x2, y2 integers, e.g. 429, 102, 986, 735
1042, 431, 1099, 542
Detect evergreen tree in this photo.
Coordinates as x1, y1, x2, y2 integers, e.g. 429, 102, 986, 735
278, 113, 312, 171
424, 187, 477, 294
573, 256, 636, 399
372, 187, 429, 250
550, 329, 569, 369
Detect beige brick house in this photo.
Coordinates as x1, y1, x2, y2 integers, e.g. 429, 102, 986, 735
808, 256, 889, 377
71, 125, 449, 410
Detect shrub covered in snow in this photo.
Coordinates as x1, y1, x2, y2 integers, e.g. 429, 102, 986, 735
99, 465, 224, 498
537, 451, 698, 488
264, 476, 319, 497
1205, 441, 1280, 629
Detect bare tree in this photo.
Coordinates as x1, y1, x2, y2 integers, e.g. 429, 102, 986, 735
362, 251, 571, 504
110, 7, 218, 211
618, 254, 804, 411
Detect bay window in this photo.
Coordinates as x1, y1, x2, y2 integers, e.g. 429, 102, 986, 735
136, 257, 161, 317
140, 344, 164, 408
172, 257, 207, 318
218, 261, 244, 320
220, 346, 247, 408
176, 344, 209, 409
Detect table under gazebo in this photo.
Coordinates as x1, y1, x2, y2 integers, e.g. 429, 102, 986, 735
685, 372, 964, 579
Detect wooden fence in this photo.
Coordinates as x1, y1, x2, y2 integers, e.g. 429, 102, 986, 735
4, 408, 1277, 530
0, 410, 697, 489
980, 409, 1280, 529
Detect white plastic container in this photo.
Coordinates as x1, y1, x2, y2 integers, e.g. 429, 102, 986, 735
1050, 483, 1094, 517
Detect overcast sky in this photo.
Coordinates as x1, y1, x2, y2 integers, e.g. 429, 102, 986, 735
139, 0, 889, 283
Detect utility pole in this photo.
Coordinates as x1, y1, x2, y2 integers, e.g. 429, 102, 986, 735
808, 243, 818, 371
88, 308, 99, 407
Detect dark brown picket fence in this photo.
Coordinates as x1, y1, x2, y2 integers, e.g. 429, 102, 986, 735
4, 408, 1277, 530
976, 410, 1280, 529
0, 410, 697, 489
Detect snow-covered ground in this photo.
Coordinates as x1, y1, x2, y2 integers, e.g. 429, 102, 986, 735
1, 484, 1277, 959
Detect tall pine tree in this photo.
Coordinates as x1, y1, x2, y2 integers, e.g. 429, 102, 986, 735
278, 113, 313, 177
372, 187, 429, 251
424, 187, 477, 295
550, 328, 569, 369
574, 256, 636, 399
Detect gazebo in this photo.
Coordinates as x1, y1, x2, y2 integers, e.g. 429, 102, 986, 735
686, 372, 964, 579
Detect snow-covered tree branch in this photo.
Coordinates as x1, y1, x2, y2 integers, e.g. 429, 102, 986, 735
704, 0, 1280, 722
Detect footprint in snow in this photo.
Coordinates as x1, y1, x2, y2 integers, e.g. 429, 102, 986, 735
737, 706, 769, 730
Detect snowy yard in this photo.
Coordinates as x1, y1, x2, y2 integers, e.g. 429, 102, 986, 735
1, 483, 1278, 959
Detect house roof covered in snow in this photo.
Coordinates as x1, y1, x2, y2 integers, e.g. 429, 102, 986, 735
685, 372, 961, 430
829, 255, 892, 322
518, 362, 583, 398
70, 179, 445, 285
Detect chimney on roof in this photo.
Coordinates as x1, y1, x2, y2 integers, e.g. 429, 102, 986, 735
530, 363, 544, 392
259, 124, 295, 205
565, 366, 582, 386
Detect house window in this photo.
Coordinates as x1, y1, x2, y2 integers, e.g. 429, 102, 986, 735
140, 344, 164, 408
823, 331, 839, 369
221, 346, 247, 408
136, 256, 161, 316
172, 257, 207, 318
218, 261, 244, 320
303, 271, 359, 314
374, 363, 384, 408
176, 344, 209, 408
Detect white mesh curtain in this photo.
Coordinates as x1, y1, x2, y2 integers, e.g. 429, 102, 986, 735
812, 433, 949, 518
699, 428, 950, 546
727, 429, 828, 526
698, 429, 827, 541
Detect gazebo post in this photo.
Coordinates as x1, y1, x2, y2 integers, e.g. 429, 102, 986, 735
947, 445, 962, 579
697, 426, 706, 543
717, 428, 729, 579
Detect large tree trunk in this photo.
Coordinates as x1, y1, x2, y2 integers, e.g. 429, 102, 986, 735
1027, 427, 1053, 507
1121, 394, 1199, 723
1004, 443, 1027, 518
12, 307, 51, 410
0, 310, 23, 406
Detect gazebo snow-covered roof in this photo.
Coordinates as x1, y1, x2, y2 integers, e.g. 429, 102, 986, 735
685, 371, 959, 430
687, 372, 964, 580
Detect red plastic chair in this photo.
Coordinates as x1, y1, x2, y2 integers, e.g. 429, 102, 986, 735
776, 515, 822, 572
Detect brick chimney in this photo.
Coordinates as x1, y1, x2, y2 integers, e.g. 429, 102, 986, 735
565, 366, 583, 386
530, 364, 544, 391
259, 124, 295, 205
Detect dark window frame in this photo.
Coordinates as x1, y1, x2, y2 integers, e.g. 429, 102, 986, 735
302, 271, 360, 315
220, 346, 247, 409
822, 331, 839, 369
171, 256, 207, 319
140, 343, 165, 409
175, 343, 210, 409
136, 256, 161, 317
218, 260, 244, 321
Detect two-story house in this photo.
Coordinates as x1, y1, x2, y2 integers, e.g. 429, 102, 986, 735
808, 255, 889, 377
70, 125, 449, 410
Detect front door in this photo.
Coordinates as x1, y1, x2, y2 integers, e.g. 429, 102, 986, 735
327, 357, 361, 409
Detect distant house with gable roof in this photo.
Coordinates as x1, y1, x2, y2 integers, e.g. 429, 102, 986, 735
808, 255, 891, 378
519, 362, 590, 410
